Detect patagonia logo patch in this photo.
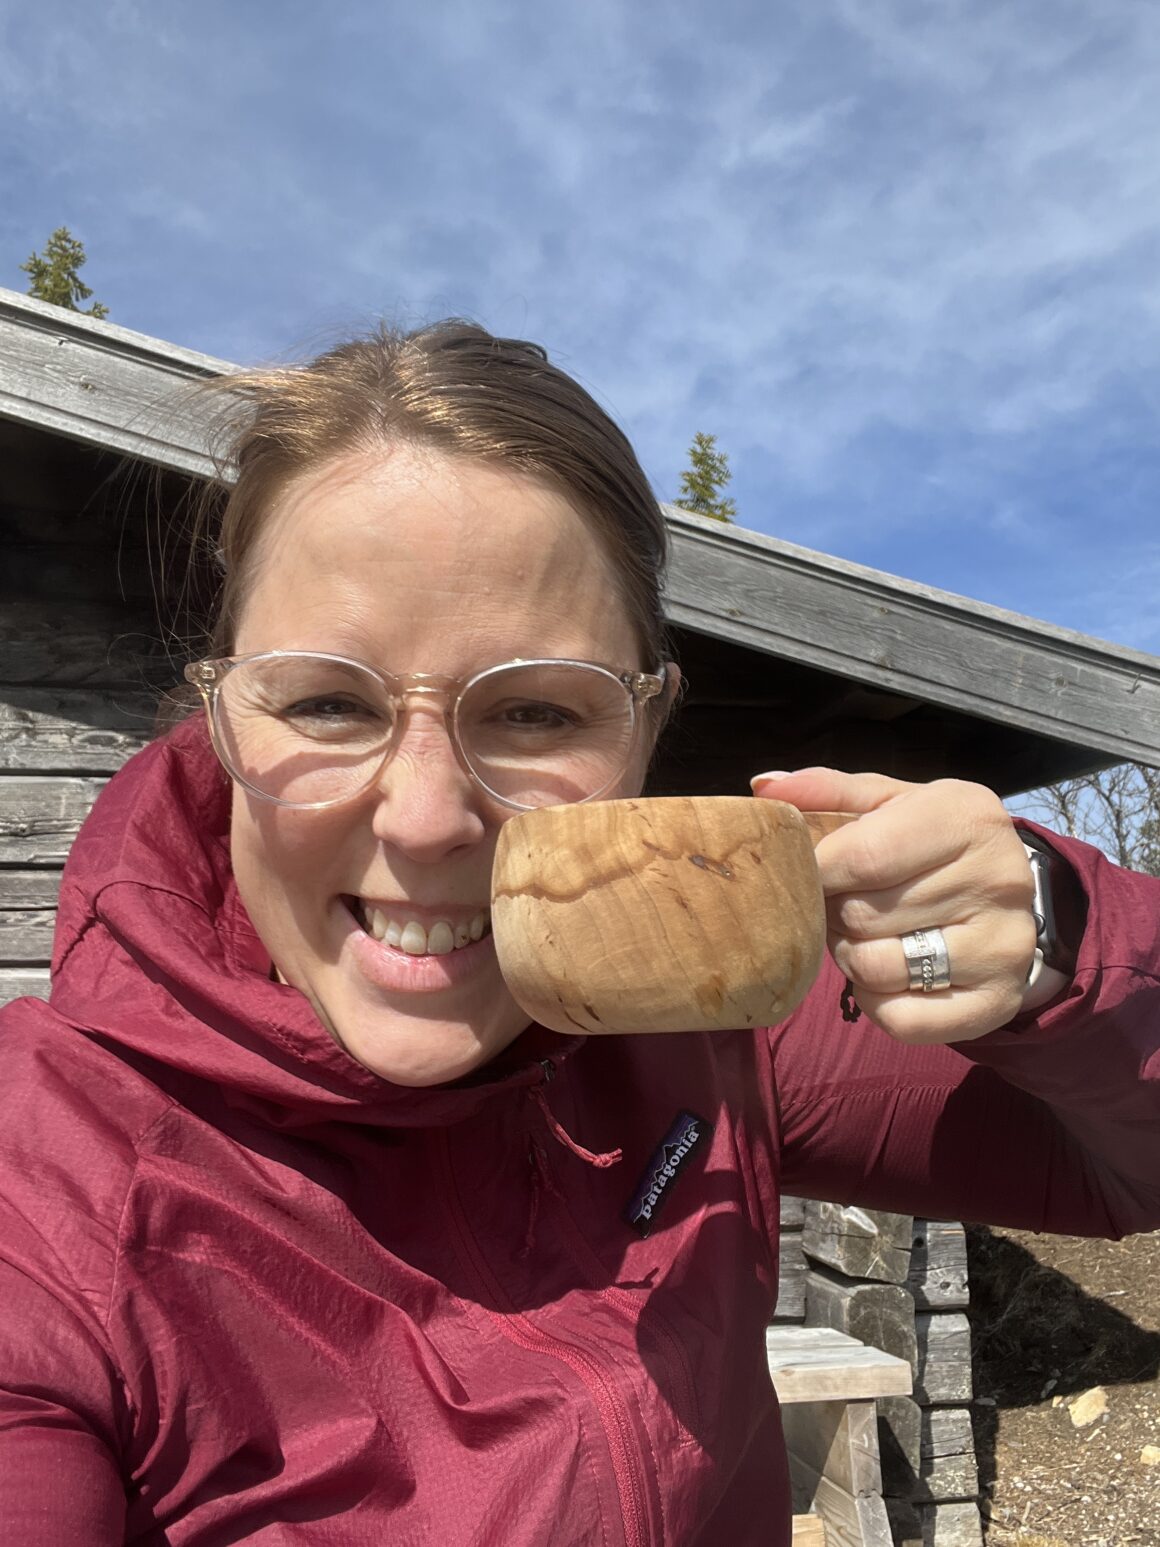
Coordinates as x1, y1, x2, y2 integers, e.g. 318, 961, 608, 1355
624, 1111, 712, 1237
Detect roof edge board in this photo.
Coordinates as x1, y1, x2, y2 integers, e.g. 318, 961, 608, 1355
666, 603, 1160, 768
1, 293, 1155, 765
664, 507, 1160, 672
0, 287, 242, 475
0, 287, 235, 378
0, 395, 220, 480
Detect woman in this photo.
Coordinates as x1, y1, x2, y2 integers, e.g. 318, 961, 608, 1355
1, 321, 1157, 1545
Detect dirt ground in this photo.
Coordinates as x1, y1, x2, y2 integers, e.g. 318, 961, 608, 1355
967, 1225, 1160, 1547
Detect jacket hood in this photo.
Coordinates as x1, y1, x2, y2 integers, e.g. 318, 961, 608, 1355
50, 716, 579, 1130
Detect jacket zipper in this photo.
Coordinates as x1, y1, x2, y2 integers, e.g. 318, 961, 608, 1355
529, 1139, 701, 1446
535, 1058, 699, 1440
436, 1127, 651, 1547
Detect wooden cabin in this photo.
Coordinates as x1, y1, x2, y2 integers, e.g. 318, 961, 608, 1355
4, 284, 1159, 1009
3, 287, 1160, 1545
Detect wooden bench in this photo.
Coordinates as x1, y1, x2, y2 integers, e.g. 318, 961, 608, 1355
767, 1325, 913, 1547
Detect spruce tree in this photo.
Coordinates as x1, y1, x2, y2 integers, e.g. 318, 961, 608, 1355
21, 227, 109, 319
674, 432, 736, 522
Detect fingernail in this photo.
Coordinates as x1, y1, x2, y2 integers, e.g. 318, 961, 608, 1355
751, 770, 792, 785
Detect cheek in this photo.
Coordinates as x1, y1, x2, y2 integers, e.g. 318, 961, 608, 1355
621, 720, 662, 796
231, 792, 350, 934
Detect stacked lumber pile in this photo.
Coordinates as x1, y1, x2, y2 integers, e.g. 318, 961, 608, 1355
780, 1200, 983, 1547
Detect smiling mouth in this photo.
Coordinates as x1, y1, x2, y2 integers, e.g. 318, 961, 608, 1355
344, 898, 492, 957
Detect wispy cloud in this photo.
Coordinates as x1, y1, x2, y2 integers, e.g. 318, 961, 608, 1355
2, 0, 1159, 648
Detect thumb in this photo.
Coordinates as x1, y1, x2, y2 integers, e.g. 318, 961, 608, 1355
750, 765, 914, 815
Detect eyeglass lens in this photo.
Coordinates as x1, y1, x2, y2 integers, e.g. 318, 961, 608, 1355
212, 656, 638, 808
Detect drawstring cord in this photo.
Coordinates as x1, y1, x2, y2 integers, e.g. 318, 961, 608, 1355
520, 1062, 623, 1258
528, 1083, 623, 1169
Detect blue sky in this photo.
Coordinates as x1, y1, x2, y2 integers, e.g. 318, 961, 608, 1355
3, 0, 1160, 656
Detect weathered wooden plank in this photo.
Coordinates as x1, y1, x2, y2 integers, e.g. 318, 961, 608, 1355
666, 510, 1160, 767
766, 1327, 912, 1404
805, 1267, 918, 1371
802, 1202, 914, 1284
886, 1498, 983, 1547
0, 967, 49, 1004
0, 602, 175, 687
0, 870, 61, 908
0, 290, 233, 478
907, 1221, 969, 1311
914, 1313, 973, 1406
767, 1328, 868, 1350
0, 689, 156, 771
781, 1194, 806, 1230
882, 1404, 978, 1504
782, 1398, 882, 1499
0, 777, 104, 865
917, 1408, 978, 1502
0, 909, 55, 964
775, 1230, 807, 1322
790, 1515, 826, 1547
877, 1395, 922, 1487
791, 1464, 893, 1547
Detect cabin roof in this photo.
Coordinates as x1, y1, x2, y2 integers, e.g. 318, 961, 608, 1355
2, 285, 1157, 787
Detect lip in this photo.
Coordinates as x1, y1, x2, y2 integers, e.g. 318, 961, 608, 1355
336, 899, 498, 995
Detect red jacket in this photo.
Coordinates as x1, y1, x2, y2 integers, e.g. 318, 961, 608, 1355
2, 717, 1158, 1545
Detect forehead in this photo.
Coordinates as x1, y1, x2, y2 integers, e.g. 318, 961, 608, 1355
235, 445, 639, 667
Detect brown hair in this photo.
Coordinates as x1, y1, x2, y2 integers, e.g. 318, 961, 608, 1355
194, 320, 671, 670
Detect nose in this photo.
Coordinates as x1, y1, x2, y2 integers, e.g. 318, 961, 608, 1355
368, 701, 490, 862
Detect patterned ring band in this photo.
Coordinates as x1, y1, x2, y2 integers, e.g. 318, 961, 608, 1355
900, 927, 952, 993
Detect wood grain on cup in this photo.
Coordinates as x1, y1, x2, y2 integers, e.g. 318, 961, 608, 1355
492, 797, 846, 1036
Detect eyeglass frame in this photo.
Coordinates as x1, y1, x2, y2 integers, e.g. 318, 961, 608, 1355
184, 649, 669, 812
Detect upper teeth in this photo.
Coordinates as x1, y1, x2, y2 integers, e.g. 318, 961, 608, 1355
364, 907, 490, 956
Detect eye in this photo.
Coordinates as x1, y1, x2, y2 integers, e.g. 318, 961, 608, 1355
494, 699, 581, 730
281, 696, 381, 722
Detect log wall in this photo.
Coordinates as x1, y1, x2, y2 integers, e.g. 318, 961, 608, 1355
0, 439, 176, 1005
779, 1200, 983, 1547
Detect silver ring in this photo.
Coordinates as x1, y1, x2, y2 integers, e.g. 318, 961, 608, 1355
900, 927, 952, 992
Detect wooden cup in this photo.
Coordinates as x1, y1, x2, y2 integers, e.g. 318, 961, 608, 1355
491, 796, 846, 1036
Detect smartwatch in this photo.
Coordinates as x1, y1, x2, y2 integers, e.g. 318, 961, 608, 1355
1020, 832, 1082, 1006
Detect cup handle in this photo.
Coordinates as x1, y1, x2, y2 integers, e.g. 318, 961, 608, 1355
799, 811, 859, 846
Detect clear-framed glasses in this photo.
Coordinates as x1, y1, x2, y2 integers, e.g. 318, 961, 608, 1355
184, 651, 667, 811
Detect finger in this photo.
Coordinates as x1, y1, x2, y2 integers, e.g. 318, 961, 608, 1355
814, 780, 1006, 897
830, 909, 1036, 997
751, 766, 913, 815
826, 855, 1036, 941
830, 927, 969, 995
841, 982, 1027, 1045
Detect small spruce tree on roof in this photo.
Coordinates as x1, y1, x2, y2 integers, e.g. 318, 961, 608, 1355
674, 432, 735, 522
21, 227, 109, 319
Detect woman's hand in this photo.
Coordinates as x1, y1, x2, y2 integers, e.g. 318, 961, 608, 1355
752, 767, 1039, 1043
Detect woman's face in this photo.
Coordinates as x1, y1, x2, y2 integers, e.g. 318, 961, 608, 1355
229, 445, 654, 1086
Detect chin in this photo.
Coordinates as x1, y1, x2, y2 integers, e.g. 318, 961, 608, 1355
342, 1021, 504, 1087
309, 981, 529, 1088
